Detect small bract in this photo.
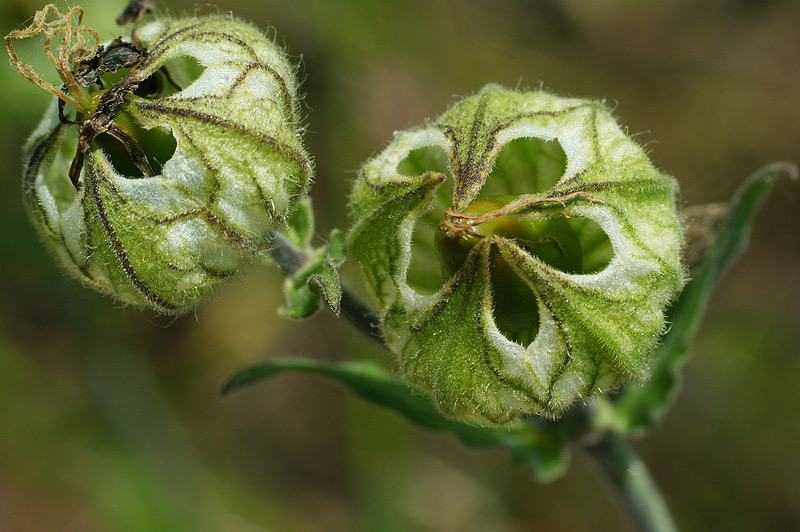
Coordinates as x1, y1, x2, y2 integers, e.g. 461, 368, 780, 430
17, 9, 312, 313
349, 84, 685, 423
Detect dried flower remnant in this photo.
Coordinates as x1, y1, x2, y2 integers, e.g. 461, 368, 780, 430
5, 5, 99, 111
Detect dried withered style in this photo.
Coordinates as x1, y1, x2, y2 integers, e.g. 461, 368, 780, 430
68, 67, 154, 187
72, 37, 145, 88
61, 36, 151, 187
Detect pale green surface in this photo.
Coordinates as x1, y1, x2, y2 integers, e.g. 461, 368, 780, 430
22, 14, 312, 313
349, 85, 685, 422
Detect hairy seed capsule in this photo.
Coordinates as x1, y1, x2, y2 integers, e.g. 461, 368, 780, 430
20, 14, 312, 313
348, 84, 685, 423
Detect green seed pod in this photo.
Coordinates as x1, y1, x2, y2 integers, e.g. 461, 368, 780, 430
348, 84, 685, 423
17, 10, 312, 313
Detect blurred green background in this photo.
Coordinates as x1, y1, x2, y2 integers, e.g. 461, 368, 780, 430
1, 0, 798, 531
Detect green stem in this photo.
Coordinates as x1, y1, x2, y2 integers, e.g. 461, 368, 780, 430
584, 432, 678, 532
339, 286, 383, 342
266, 230, 382, 341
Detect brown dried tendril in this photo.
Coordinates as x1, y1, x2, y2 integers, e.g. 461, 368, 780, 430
4, 4, 99, 112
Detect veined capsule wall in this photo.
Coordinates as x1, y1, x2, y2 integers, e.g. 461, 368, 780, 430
348, 84, 685, 423
19, 11, 312, 313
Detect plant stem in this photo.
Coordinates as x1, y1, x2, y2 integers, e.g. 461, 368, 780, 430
584, 431, 678, 532
266, 230, 382, 342
339, 288, 382, 342
265, 230, 307, 276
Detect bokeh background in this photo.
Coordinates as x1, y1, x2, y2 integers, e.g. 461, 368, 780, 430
1, 1, 798, 531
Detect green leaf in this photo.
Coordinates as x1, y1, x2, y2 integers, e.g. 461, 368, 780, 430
325, 228, 346, 261
305, 228, 345, 315
223, 358, 571, 482
286, 198, 315, 248
279, 278, 321, 319
308, 264, 342, 316
608, 162, 798, 434
276, 207, 345, 318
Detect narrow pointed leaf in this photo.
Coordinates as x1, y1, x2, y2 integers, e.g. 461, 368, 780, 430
223, 358, 571, 482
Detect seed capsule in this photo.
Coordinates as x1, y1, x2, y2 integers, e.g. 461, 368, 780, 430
349, 85, 685, 422
15, 10, 312, 312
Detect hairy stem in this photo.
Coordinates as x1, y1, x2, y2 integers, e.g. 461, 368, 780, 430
584, 431, 678, 532
265, 230, 306, 276
339, 289, 382, 342
266, 230, 381, 341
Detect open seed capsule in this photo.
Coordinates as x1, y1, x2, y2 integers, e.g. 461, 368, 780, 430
16, 10, 312, 313
349, 84, 685, 422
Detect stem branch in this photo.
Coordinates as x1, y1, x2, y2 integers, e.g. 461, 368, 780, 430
584, 431, 678, 532
266, 230, 382, 342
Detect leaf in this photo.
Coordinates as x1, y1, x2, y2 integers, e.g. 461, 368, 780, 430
308, 263, 342, 316
286, 198, 315, 248
304, 228, 345, 315
609, 162, 798, 434
277, 209, 345, 318
279, 278, 321, 319
325, 228, 346, 261
223, 358, 571, 482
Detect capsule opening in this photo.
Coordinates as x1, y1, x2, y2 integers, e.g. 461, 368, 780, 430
488, 216, 613, 344
481, 136, 568, 198
95, 119, 177, 178
400, 146, 453, 296
92, 56, 205, 178
158, 56, 206, 95
400, 136, 613, 345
